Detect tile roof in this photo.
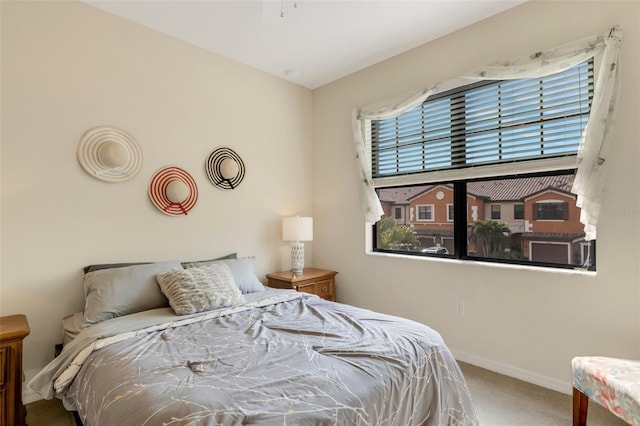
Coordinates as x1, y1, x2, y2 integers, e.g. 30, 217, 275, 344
467, 174, 575, 201
379, 174, 575, 203
378, 186, 433, 204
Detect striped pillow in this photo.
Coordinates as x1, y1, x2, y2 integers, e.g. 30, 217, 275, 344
156, 263, 246, 315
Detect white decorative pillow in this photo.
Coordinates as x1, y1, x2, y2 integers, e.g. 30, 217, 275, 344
156, 263, 246, 315
183, 256, 265, 294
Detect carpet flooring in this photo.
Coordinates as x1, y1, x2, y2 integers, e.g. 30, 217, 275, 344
459, 362, 626, 425
25, 361, 627, 425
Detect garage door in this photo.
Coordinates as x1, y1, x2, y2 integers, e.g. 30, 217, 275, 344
530, 243, 568, 264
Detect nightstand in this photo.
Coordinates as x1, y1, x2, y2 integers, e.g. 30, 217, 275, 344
0, 314, 30, 426
266, 267, 338, 302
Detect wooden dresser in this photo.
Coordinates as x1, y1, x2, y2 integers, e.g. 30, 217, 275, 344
266, 267, 337, 302
0, 314, 30, 426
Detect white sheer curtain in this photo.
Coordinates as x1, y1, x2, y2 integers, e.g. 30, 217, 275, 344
352, 26, 622, 240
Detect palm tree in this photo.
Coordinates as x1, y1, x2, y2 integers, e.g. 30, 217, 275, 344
469, 220, 511, 257
378, 217, 421, 251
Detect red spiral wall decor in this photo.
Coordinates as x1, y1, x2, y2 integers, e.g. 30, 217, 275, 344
148, 166, 198, 216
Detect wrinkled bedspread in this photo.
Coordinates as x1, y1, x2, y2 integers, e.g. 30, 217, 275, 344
30, 289, 477, 425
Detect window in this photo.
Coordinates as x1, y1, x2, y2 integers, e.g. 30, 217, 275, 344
375, 172, 594, 268
491, 205, 501, 220
514, 204, 525, 220
416, 205, 434, 221
447, 204, 454, 222
372, 60, 595, 270
394, 207, 402, 220
535, 201, 568, 221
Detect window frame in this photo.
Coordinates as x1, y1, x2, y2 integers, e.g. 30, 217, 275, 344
369, 59, 596, 271
447, 204, 454, 222
416, 204, 434, 222
490, 205, 501, 220
373, 169, 596, 271
514, 203, 525, 220
534, 200, 568, 221
394, 206, 403, 220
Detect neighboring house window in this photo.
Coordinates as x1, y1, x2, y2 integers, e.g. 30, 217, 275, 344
534, 201, 568, 221
372, 59, 595, 270
447, 204, 454, 222
491, 205, 501, 220
417, 205, 434, 221
514, 204, 525, 220
394, 207, 402, 220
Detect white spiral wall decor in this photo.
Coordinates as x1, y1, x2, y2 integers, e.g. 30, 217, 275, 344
77, 126, 143, 183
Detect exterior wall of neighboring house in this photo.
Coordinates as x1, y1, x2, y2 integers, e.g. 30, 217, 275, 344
406, 185, 485, 252
410, 186, 454, 251
394, 205, 409, 225
522, 190, 585, 264
380, 202, 410, 225
484, 201, 526, 235
410, 186, 454, 230
467, 195, 485, 224
483, 201, 526, 254
524, 190, 583, 234
380, 201, 393, 219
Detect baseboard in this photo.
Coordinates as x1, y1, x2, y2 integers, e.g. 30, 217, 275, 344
23, 387, 42, 404
451, 348, 573, 395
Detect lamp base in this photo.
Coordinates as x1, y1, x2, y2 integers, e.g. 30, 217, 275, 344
290, 241, 304, 274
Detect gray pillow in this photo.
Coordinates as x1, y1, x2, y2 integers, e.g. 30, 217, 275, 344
183, 256, 265, 294
82, 261, 183, 328
84, 261, 150, 274
180, 252, 237, 268
84, 253, 237, 274
156, 263, 246, 315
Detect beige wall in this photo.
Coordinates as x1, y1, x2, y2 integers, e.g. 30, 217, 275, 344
312, 0, 640, 393
0, 1, 313, 400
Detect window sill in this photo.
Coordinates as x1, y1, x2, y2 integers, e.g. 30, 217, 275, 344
365, 250, 597, 277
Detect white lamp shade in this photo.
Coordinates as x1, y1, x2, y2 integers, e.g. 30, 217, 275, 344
282, 216, 313, 242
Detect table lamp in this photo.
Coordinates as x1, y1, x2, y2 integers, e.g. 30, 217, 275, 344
282, 216, 313, 274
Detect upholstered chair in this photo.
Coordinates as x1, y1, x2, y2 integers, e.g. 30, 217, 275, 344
572, 356, 640, 425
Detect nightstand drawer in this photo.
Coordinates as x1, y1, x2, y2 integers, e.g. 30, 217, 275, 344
266, 268, 338, 302
316, 279, 333, 300
296, 282, 317, 295
0, 314, 30, 426
0, 347, 6, 388
294, 280, 334, 300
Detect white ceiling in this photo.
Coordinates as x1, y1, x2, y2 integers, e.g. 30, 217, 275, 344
85, 0, 526, 89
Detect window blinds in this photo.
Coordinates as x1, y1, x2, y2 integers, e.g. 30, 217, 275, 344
371, 60, 594, 179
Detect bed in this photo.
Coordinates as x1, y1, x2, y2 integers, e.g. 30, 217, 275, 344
28, 257, 478, 425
